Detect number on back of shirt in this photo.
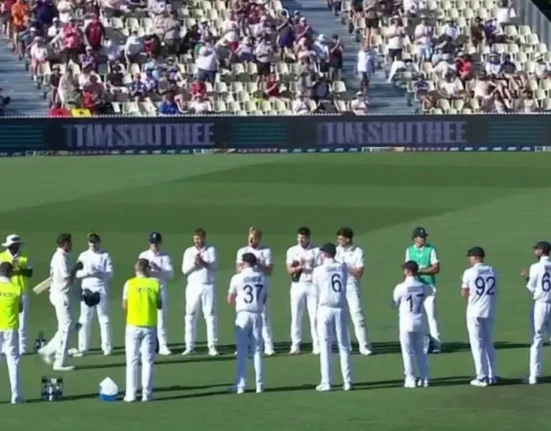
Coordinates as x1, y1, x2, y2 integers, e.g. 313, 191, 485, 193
542, 272, 551, 292
406, 293, 424, 313
243, 283, 264, 304
331, 273, 342, 293
474, 276, 496, 296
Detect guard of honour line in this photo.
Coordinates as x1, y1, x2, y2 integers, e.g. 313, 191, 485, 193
0, 227, 548, 403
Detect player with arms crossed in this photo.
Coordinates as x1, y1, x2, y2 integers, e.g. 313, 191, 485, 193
287, 226, 320, 355
228, 253, 268, 394
314, 243, 352, 392
235, 227, 275, 356
123, 259, 162, 402
335, 227, 372, 356
392, 261, 434, 388
138, 232, 174, 356
405, 227, 442, 353
521, 241, 551, 385
182, 228, 219, 357
461, 247, 498, 387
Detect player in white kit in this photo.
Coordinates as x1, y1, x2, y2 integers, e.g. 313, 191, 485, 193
138, 232, 174, 356
335, 227, 372, 356
313, 243, 352, 392
235, 227, 275, 356
521, 241, 551, 385
228, 253, 268, 394
287, 226, 320, 355
461, 247, 498, 387
182, 228, 218, 356
392, 261, 434, 388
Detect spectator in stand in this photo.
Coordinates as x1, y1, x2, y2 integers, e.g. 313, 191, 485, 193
434, 53, 456, 79
276, 12, 294, 60
144, 31, 162, 58
34, 0, 57, 29
311, 76, 330, 102
129, 73, 147, 101
29, 35, 50, 78
84, 14, 104, 52
456, 52, 473, 82
46, 16, 61, 40
143, 69, 158, 93
470, 17, 486, 47
10, 0, 28, 50
195, 45, 217, 84
357, 42, 375, 93
80, 45, 98, 71
328, 34, 343, 82
102, 0, 130, 17
295, 17, 312, 42
56, 0, 73, 24
496, 0, 515, 27
535, 57, 550, 79
442, 18, 460, 43
51, 17, 81, 64
125, 29, 143, 64
313, 35, 329, 75
57, 66, 77, 107
159, 93, 181, 115
236, 36, 254, 62
1, 0, 16, 37
264, 72, 279, 99
485, 52, 501, 75
255, 35, 272, 82
292, 92, 311, 114
189, 78, 206, 99
500, 54, 516, 75
189, 94, 212, 113
106, 62, 125, 97
298, 53, 317, 94
350, 91, 368, 114
103, 35, 121, 65
386, 16, 405, 62
162, 10, 181, 56
48, 64, 62, 105
78, 63, 100, 87
181, 23, 200, 58
414, 16, 434, 64
439, 72, 464, 101
49, 101, 71, 116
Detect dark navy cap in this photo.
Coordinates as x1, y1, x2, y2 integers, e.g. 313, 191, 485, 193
402, 260, 419, 273
149, 232, 163, 244
466, 246, 485, 258
242, 253, 257, 266
87, 232, 101, 244
320, 242, 337, 257
412, 227, 429, 238
533, 241, 551, 254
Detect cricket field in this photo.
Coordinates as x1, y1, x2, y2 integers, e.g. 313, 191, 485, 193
0, 153, 549, 431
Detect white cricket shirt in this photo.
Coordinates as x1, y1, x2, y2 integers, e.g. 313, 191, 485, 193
236, 245, 272, 271
285, 243, 320, 283
313, 258, 348, 308
527, 256, 551, 303
462, 263, 497, 318
75, 248, 114, 293
49, 247, 72, 295
182, 244, 217, 285
229, 267, 268, 314
335, 245, 364, 290
393, 276, 434, 332
138, 249, 174, 288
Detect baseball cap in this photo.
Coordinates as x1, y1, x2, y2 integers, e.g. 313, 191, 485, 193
533, 241, 551, 254
242, 252, 257, 266
2, 234, 22, 248
87, 232, 101, 244
402, 260, 419, 273
149, 232, 163, 244
412, 227, 429, 238
320, 242, 337, 257
466, 246, 485, 258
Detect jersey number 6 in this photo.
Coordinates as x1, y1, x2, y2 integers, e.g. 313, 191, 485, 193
244, 284, 264, 304
331, 273, 342, 293
542, 272, 551, 292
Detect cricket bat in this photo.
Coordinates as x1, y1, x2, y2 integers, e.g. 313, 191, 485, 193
32, 277, 52, 295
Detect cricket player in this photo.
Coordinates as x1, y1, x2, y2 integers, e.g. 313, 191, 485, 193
314, 242, 352, 392
405, 227, 442, 353
392, 260, 434, 388
0, 262, 23, 403
235, 227, 275, 356
461, 246, 498, 387
138, 232, 174, 356
39, 233, 79, 371
71, 233, 114, 357
123, 258, 161, 402
335, 227, 372, 356
228, 253, 267, 394
0, 234, 32, 355
287, 226, 320, 355
182, 228, 218, 357
521, 241, 551, 385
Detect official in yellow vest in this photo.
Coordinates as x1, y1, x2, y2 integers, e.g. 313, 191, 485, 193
0, 262, 24, 403
0, 234, 32, 355
122, 258, 161, 403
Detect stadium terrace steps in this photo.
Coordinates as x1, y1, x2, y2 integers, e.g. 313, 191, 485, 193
283, 0, 417, 113
0, 37, 49, 116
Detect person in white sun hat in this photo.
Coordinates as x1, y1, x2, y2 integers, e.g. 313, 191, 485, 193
0, 235, 33, 355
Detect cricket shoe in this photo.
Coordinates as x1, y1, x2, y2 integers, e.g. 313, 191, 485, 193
181, 348, 194, 356
264, 349, 276, 356
359, 346, 373, 356
343, 383, 352, 391
229, 386, 245, 395
123, 396, 136, 403
11, 397, 25, 404
523, 375, 537, 385
404, 378, 417, 388
470, 378, 488, 387
103, 350, 112, 356
208, 347, 219, 357
68, 348, 85, 358
53, 364, 75, 372
417, 379, 430, 388
38, 348, 53, 365
158, 347, 172, 356
315, 384, 331, 392
289, 347, 300, 355
256, 386, 263, 394
142, 394, 153, 402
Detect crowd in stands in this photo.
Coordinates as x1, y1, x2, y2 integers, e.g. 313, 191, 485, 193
0, 0, 550, 115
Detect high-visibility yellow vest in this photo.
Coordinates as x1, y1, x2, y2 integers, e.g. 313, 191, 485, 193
0, 280, 21, 330
0, 251, 30, 294
125, 276, 160, 327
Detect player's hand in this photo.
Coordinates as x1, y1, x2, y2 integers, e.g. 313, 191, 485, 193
150, 262, 161, 271
521, 269, 528, 278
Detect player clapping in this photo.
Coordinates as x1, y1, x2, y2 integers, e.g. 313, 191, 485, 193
182, 228, 219, 357
461, 247, 498, 387
521, 241, 551, 385
392, 261, 434, 388
228, 253, 267, 394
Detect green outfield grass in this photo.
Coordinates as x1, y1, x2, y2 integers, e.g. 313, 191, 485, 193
0, 153, 549, 431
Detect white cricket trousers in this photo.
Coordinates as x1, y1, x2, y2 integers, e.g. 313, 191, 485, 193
77, 292, 112, 354
290, 282, 319, 351
467, 315, 496, 380
317, 306, 352, 386
42, 291, 71, 366
234, 311, 263, 390
424, 291, 441, 343
18, 294, 28, 354
261, 304, 274, 352
529, 301, 551, 379
185, 283, 217, 350
399, 329, 429, 381
125, 325, 155, 399
346, 288, 369, 349
157, 287, 169, 350
0, 330, 20, 400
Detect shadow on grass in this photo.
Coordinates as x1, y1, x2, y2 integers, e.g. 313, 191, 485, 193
77, 354, 235, 371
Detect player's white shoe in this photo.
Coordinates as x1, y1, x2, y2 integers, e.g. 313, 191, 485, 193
343, 383, 352, 391
316, 383, 331, 392
229, 386, 245, 394
158, 347, 172, 356
123, 396, 136, 403
208, 347, 219, 357
470, 378, 488, 387
38, 348, 53, 365
523, 376, 537, 385
53, 364, 75, 372
404, 378, 417, 388
264, 349, 276, 356
417, 379, 429, 388
181, 348, 194, 356
312, 348, 320, 355
141, 394, 152, 402
359, 346, 373, 356
11, 396, 24, 404
256, 386, 263, 393
68, 348, 84, 358
289, 347, 300, 355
